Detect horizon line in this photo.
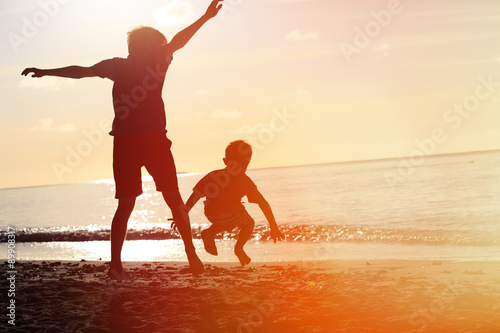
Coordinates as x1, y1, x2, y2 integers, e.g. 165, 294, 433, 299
2, 148, 498, 191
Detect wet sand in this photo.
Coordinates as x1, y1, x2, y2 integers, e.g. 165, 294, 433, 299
2, 260, 500, 332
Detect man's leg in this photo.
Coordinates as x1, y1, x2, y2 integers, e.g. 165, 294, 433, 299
162, 190, 205, 275
110, 134, 142, 279
110, 197, 136, 274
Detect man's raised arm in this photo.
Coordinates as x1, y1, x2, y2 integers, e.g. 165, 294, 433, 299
21, 66, 97, 79
165, 0, 223, 55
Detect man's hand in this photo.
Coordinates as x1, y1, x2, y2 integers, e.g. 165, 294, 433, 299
166, 0, 224, 54
21, 68, 44, 78
21, 66, 96, 79
204, 0, 223, 19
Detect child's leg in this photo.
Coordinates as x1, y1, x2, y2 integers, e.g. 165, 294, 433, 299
234, 218, 255, 266
110, 197, 136, 275
162, 190, 204, 275
201, 224, 226, 255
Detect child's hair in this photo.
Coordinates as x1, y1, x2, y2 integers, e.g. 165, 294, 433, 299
127, 26, 167, 54
225, 140, 252, 161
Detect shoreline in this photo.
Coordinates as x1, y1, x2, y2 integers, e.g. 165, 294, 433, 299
7, 258, 500, 265
2, 259, 499, 332
5, 238, 500, 263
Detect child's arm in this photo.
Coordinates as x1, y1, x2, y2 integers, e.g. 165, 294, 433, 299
185, 191, 203, 213
254, 193, 285, 243
165, 0, 223, 55
21, 66, 97, 79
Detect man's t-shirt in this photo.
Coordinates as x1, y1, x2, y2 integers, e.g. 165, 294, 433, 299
194, 169, 261, 217
91, 46, 172, 136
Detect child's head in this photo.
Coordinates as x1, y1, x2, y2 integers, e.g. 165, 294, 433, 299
224, 140, 252, 173
127, 26, 167, 55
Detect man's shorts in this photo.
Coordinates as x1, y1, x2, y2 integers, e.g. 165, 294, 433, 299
206, 208, 255, 233
113, 131, 178, 199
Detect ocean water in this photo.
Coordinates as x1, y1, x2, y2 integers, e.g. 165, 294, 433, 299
1, 150, 499, 262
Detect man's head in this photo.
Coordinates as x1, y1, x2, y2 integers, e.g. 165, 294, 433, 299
224, 140, 252, 173
127, 26, 167, 55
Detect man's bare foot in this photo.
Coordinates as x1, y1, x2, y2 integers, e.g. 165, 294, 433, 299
108, 267, 132, 281
235, 247, 251, 266
186, 252, 205, 276
201, 229, 218, 255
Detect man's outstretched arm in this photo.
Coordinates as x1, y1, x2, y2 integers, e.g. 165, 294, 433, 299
165, 0, 223, 55
21, 66, 97, 79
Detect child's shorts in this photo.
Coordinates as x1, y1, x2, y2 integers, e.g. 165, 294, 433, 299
206, 208, 255, 232
113, 131, 178, 199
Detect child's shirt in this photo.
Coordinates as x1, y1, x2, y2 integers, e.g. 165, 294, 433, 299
91, 46, 172, 136
194, 169, 261, 217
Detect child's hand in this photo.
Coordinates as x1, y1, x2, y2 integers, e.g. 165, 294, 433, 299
21, 68, 44, 78
270, 228, 284, 243
204, 0, 223, 19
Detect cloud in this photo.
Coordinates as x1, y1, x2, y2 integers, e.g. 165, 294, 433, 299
235, 123, 268, 134
270, 0, 321, 2
401, 7, 499, 20
0, 5, 35, 17
367, 31, 500, 57
56, 123, 76, 132
19, 77, 75, 92
373, 43, 392, 59
285, 29, 318, 41
31, 118, 75, 132
211, 109, 244, 118
194, 88, 217, 96
32, 118, 54, 131
374, 43, 392, 52
295, 88, 311, 96
153, 0, 196, 27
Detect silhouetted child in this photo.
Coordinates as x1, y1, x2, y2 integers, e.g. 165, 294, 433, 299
21, 0, 225, 279
180, 140, 285, 266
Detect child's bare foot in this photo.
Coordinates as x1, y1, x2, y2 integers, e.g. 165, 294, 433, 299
234, 247, 251, 266
186, 252, 205, 276
201, 229, 218, 255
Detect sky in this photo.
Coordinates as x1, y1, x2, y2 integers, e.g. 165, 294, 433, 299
1, 0, 499, 189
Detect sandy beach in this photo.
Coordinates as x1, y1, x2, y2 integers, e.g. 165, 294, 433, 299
2, 260, 500, 332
